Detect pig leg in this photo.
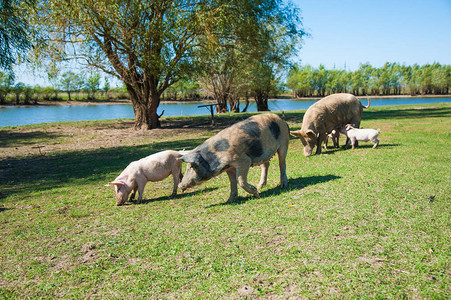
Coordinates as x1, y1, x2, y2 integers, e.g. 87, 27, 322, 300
372, 138, 379, 148
351, 120, 361, 148
257, 162, 269, 189
226, 168, 238, 202
129, 186, 138, 202
136, 179, 147, 204
277, 146, 288, 188
170, 163, 182, 198
236, 162, 259, 198
323, 135, 329, 150
315, 133, 324, 154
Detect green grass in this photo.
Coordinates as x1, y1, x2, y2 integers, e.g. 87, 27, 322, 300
1, 103, 450, 298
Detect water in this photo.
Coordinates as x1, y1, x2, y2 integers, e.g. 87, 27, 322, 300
1, 97, 450, 127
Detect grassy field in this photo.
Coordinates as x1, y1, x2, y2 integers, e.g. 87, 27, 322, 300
0, 103, 450, 298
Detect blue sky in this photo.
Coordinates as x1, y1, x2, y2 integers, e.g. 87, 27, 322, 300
14, 0, 451, 86
293, 0, 451, 70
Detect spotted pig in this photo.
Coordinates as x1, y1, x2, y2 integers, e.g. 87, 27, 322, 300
178, 113, 289, 202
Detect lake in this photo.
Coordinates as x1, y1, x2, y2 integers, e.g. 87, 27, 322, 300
1, 97, 450, 127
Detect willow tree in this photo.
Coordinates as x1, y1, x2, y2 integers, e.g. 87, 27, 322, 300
31, 0, 274, 129
0, 0, 34, 72
198, 0, 305, 113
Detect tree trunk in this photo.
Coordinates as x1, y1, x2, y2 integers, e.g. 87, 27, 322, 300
242, 92, 250, 112
128, 85, 161, 130
132, 99, 161, 129
215, 93, 228, 113
254, 90, 269, 111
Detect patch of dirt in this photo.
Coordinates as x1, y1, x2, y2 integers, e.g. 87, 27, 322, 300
0, 118, 231, 158
238, 285, 254, 296
358, 257, 386, 266
80, 243, 103, 264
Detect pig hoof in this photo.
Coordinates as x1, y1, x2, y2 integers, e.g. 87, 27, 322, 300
227, 194, 238, 203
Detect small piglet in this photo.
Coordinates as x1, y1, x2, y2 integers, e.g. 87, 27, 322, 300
341, 124, 380, 149
106, 150, 185, 206
324, 129, 340, 150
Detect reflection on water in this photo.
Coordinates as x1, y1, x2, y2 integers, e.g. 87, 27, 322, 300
1, 97, 450, 127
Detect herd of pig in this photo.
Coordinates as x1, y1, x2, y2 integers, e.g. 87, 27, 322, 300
107, 93, 381, 205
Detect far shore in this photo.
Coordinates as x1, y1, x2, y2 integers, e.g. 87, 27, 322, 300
1, 94, 451, 108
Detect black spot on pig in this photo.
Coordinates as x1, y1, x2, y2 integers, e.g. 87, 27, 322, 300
269, 121, 280, 139
246, 139, 263, 158
195, 145, 221, 180
240, 121, 260, 138
214, 139, 230, 151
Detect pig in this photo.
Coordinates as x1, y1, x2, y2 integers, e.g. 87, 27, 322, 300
106, 150, 185, 206
341, 124, 380, 149
178, 113, 289, 203
324, 129, 340, 150
290, 93, 370, 156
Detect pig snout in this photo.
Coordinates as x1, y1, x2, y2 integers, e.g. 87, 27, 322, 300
115, 191, 129, 206
303, 142, 315, 156
303, 147, 313, 157
178, 166, 198, 191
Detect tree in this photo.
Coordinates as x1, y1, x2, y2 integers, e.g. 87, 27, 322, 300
0, 71, 14, 104
199, 47, 245, 113
431, 63, 449, 94
312, 65, 328, 97
249, 62, 274, 111
103, 78, 111, 99
199, 0, 305, 112
31, 0, 301, 129
86, 73, 101, 100
0, 0, 34, 72
13, 82, 25, 104
59, 71, 81, 101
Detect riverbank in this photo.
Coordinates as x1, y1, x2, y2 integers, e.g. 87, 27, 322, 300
2, 94, 451, 107
2, 96, 451, 127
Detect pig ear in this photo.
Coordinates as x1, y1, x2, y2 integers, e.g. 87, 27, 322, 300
306, 129, 318, 139
180, 151, 200, 165
290, 130, 302, 137
106, 180, 126, 187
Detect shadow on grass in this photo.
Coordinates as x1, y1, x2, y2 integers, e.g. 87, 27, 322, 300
0, 130, 64, 148
281, 105, 451, 124
140, 187, 219, 205
0, 138, 206, 202
206, 175, 341, 207
321, 143, 400, 154
362, 106, 451, 120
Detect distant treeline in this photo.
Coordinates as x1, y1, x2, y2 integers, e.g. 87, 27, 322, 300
286, 62, 451, 97
2, 62, 451, 106
0, 71, 129, 105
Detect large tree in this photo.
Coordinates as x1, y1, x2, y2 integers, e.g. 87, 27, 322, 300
31, 0, 298, 129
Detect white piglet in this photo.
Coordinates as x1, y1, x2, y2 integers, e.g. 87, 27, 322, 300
106, 150, 185, 206
341, 124, 380, 149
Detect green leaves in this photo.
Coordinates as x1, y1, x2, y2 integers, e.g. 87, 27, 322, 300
287, 62, 451, 97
